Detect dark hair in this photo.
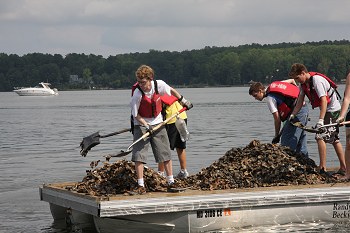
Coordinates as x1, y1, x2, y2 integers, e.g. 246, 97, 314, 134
249, 82, 265, 95
289, 63, 308, 78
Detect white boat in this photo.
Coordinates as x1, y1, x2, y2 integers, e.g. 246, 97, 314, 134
13, 82, 58, 96
40, 182, 350, 232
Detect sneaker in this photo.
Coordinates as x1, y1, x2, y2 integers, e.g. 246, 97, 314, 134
167, 182, 186, 193
129, 185, 146, 195
176, 170, 189, 179
333, 169, 346, 176
319, 167, 332, 178
157, 171, 166, 177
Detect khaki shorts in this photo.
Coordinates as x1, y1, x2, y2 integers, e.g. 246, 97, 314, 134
131, 125, 172, 164
315, 111, 340, 144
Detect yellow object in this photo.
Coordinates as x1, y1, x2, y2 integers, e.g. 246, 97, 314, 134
165, 101, 187, 124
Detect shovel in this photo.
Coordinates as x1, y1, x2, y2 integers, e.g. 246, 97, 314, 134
292, 120, 350, 133
105, 107, 187, 160
80, 128, 130, 157
320, 120, 350, 129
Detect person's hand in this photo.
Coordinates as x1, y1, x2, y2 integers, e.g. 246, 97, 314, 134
313, 119, 324, 129
272, 135, 280, 144
288, 114, 300, 125
179, 96, 193, 110
336, 116, 344, 124
145, 124, 154, 135
288, 114, 295, 122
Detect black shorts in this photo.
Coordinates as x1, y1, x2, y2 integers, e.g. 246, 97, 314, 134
166, 119, 187, 150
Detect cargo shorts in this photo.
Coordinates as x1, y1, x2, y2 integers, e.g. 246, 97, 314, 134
131, 124, 172, 164
315, 111, 340, 144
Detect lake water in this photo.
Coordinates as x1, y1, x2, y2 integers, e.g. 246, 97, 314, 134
0, 86, 348, 232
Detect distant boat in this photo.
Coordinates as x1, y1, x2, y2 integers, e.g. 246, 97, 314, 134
13, 82, 59, 96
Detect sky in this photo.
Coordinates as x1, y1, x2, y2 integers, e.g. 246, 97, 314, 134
1, 0, 350, 58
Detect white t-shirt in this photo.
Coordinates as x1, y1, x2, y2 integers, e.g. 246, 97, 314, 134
266, 95, 278, 114
130, 80, 171, 125
302, 75, 340, 112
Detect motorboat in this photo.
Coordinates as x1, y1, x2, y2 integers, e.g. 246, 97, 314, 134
13, 82, 58, 96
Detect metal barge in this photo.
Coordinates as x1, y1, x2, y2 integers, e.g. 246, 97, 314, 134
40, 182, 350, 232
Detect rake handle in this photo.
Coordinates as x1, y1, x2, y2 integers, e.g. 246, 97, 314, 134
320, 120, 350, 128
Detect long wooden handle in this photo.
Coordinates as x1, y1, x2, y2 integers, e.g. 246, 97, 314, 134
126, 107, 187, 151
152, 107, 187, 132
106, 108, 188, 158
100, 128, 130, 138
321, 120, 350, 128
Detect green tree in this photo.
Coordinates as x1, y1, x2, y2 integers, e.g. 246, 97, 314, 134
83, 68, 92, 89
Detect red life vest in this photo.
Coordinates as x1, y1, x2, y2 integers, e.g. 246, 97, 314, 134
132, 82, 178, 106
131, 80, 163, 118
160, 94, 178, 106
266, 81, 300, 121
301, 72, 340, 109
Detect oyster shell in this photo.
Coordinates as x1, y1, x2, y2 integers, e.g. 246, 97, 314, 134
68, 140, 340, 197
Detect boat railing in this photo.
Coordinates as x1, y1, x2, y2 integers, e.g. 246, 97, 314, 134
13, 86, 27, 90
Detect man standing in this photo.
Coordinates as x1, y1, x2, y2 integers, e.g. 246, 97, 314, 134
158, 96, 190, 179
249, 79, 309, 157
289, 63, 346, 175
336, 71, 350, 179
130, 65, 192, 194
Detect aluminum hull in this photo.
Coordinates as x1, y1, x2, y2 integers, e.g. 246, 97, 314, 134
39, 182, 350, 232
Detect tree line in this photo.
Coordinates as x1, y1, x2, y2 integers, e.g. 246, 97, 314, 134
1, 40, 350, 92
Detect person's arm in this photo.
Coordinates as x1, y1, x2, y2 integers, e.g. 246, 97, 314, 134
312, 76, 328, 124
272, 112, 281, 136
170, 87, 193, 110
283, 79, 303, 121
170, 87, 182, 99
339, 73, 350, 120
130, 92, 148, 127
135, 114, 154, 134
266, 96, 281, 143
318, 96, 327, 121
313, 96, 327, 128
281, 79, 297, 86
135, 114, 148, 127
291, 91, 305, 117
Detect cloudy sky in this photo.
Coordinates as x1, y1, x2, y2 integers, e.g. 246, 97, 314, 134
1, 0, 350, 57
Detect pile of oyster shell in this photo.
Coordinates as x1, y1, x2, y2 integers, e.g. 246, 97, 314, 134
68, 140, 340, 197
